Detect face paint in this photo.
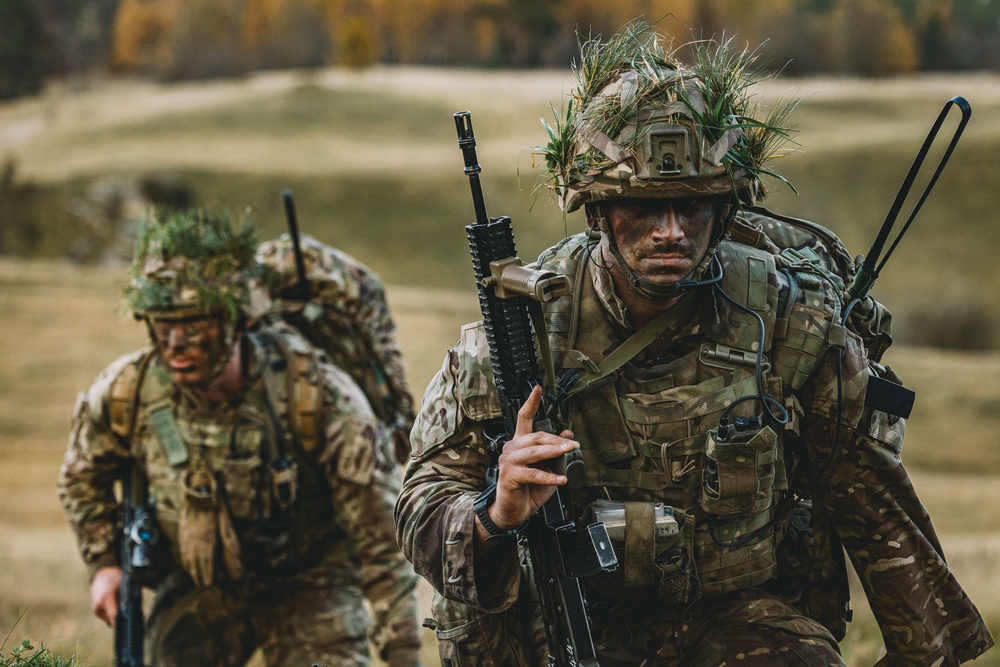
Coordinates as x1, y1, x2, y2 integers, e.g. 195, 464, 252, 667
606, 198, 717, 290
150, 316, 231, 387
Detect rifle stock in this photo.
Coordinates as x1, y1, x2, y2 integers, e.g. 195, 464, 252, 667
454, 111, 617, 667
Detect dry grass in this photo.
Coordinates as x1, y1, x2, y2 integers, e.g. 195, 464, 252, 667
2, 257, 998, 665
2, 66, 1000, 664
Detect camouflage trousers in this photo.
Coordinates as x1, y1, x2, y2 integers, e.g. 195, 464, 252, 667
590, 588, 845, 666
430, 586, 844, 667
144, 540, 371, 667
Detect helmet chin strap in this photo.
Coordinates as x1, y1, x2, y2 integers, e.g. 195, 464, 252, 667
605, 237, 723, 299
590, 200, 733, 301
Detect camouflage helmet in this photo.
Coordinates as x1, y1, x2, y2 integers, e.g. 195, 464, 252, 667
123, 208, 270, 322
537, 21, 799, 214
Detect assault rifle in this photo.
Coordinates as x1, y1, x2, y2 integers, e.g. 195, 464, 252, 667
454, 111, 617, 667
115, 464, 158, 667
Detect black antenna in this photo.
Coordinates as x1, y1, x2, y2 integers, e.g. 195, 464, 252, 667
849, 96, 972, 300
282, 189, 310, 300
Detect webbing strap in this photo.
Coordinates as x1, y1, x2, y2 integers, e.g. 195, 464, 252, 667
569, 293, 697, 395
108, 350, 156, 440
619, 374, 758, 424
624, 501, 655, 587
528, 300, 558, 397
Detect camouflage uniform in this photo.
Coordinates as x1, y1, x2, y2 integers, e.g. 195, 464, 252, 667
395, 23, 992, 667
257, 234, 415, 463
58, 211, 421, 667
398, 223, 993, 666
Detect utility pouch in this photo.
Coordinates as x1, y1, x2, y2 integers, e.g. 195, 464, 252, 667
179, 469, 219, 587
221, 453, 264, 519
655, 506, 696, 606
701, 423, 778, 517
589, 500, 695, 606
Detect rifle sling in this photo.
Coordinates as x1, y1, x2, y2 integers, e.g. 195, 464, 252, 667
528, 299, 558, 396
569, 292, 697, 395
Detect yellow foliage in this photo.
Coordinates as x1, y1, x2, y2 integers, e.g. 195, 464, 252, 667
557, 0, 698, 41
830, 0, 919, 75
110, 0, 173, 73
340, 15, 376, 68
242, 0, 286, 49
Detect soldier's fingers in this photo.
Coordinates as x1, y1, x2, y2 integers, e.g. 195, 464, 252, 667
513, 385, 543, 438
501, 439, 578, 467
504, 463, 567, 489
93, 598, 116, 627
506, 430, 577, 452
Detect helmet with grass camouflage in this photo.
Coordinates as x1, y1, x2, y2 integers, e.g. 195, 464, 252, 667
537, 20, 799, 214
123, 208, 270, 322
124, 208, 272, 385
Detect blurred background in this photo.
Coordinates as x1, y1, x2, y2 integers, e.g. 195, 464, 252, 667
1, 1, 999, 665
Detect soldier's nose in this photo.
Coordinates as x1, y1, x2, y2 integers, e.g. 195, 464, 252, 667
167, 325, 188, 350
649, 205, 684, 242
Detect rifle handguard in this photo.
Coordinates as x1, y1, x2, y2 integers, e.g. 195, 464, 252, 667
483, 258, 571, 303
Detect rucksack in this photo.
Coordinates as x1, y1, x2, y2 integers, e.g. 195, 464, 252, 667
255, 233, 416, 463
732, 205, 895, 364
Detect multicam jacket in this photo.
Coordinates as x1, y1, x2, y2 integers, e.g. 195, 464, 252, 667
396, 213, 993, 665
59, 322, 420, 657
256, 234, 415, 463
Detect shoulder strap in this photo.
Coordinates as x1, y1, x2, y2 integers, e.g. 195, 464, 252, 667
568, 292, 699, 394
108, 349, 157, 440
288, 349, 324, 455
256, 330, 325, 456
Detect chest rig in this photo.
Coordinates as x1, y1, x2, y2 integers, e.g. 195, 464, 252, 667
531, 233, 842, 606
106, 329, 339, 581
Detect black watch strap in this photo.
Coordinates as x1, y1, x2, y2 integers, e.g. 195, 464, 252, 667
473, 482, 530, 541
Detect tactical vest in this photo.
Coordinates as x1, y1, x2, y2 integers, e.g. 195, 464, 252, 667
528, 229, 849, 608
106, 328, 339, 581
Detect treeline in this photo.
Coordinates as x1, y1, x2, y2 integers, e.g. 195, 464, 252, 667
2, 0, 999, 96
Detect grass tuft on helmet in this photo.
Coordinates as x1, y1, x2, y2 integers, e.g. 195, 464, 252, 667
535, 20, 801, 213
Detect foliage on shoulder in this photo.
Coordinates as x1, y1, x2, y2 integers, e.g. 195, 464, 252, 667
0, 640, 78, 667
122, 208, 271, 318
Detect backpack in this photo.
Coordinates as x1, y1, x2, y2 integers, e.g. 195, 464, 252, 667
255, 233, 416, 463
731, 206, 894, 363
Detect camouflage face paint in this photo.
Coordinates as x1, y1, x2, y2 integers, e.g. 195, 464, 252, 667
606, 198, 717, 289
149, 315, 231, 387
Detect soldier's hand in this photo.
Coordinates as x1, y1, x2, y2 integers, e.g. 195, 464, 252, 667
488, 385, 579, 532
90, 565, 122, 627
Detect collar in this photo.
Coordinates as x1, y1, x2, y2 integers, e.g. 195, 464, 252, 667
590, 252, 721, 343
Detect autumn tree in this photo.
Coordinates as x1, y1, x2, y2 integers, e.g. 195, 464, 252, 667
110, 0, 173, 74
829, 0, 919, 75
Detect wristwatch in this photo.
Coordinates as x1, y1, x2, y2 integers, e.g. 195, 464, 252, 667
473, 482, 530, 541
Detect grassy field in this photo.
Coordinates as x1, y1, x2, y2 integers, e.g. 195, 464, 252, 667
2, 67, 1000, 664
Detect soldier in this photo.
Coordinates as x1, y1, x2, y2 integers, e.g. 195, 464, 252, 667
395, 22, 994, 666
58, 209, 422, 667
